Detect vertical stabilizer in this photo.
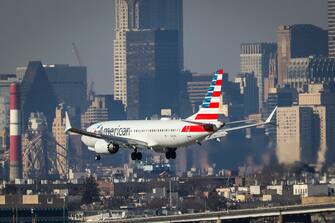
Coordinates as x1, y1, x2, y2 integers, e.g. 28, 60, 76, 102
186, 69, 223, 123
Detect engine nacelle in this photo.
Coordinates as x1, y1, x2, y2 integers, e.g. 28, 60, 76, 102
94, 140, 119, 154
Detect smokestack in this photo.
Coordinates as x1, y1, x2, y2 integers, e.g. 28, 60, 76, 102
9, 83, 22, 181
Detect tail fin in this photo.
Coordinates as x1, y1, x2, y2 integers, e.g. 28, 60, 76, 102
187, 69, 223, 123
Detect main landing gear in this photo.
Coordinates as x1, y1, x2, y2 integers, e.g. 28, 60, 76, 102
165, 149, 177, 160
95, 154, 101, 161
131, 148, 142, 161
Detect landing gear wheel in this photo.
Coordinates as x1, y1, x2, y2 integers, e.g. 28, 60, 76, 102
165, 151, 171, 159
165, 150, 177, 160
95, 154, 101, 161
131, 152, 137, 161
170, 151, 176, 159
136, 152, 142, 160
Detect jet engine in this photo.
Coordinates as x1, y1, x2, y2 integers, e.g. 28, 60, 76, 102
94, 139, 119, 154
107, 143, 119, 154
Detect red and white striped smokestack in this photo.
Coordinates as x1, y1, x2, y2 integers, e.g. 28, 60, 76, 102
9, 83, 22, 181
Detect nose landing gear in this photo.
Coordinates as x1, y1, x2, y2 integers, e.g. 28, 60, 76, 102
165, 148, 177, 159
95, 154, 101, 161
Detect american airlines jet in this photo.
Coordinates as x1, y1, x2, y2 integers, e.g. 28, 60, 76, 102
65, 69, 277, 161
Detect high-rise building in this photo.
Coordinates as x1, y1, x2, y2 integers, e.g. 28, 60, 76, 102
186, 72, 212, 113
276, 106, 313, 165
234, 73, 259, 116
240, 43, 277, 110
113, 0, 129, 106
266, 87, 297, 139
113, 0, 183, 106
178, 70, 193, 117
329, 0, 335, 57
17, 64, 87, 114
52, 104, 68, 179
0, 97, 9, 132
264, 53, 278, 102
0, 74, 17, 131
277, 24, 328, 85
0, 129, 7, 156
286, 56, 335, 92
126, 30, 179, 119
221, 73, 244, 121
44, 65, 87, 113
299, 84, 335, 106
135, 0, 183, 68
81, 95, 125, 129
20, 61, 58, 130
299, 84, 335, 168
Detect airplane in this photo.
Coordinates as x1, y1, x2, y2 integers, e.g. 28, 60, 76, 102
65, 69, 277, 161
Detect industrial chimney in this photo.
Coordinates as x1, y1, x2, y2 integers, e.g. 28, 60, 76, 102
9, 83, 22, 181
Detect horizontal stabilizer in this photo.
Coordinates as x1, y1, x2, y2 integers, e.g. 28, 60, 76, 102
205, 106, 278, 141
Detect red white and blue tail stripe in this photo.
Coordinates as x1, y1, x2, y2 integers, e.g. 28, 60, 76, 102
186, 69, 223, 124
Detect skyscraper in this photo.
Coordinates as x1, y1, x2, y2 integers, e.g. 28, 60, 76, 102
20, 61, 58, 130
286, 56, 335, 92
186, 72, 212, 113
240, 43, 277, 110
264, 53, 278, 102
299, 84, 335, 168
276, 106, 313, 165
329, 0, 335, 58
126, 30, 179, 119
81, 95, 125, 129
0, 74, 17, 131
277, 24, 328, 85
221, 73, 244, 121
234, 73, 259, 116
44, 65, 87, 113
266, 87, 297, 140
113, 0, 129, 106
17, 64, 87, 114
113, 0, 183, 106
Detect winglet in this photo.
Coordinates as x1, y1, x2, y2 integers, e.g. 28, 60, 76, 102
65, 112, 72, 133
265, 106, 278, 123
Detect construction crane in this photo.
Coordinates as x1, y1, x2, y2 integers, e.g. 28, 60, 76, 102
72, 42, 83, 66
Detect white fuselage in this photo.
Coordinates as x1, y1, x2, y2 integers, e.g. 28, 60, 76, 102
81, 119, 213, 153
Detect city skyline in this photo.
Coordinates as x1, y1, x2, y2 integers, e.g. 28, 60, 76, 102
0, 0, 327, 94
1, 2, 335, 221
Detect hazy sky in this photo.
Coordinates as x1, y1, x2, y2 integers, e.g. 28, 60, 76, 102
0, 0, 327, 94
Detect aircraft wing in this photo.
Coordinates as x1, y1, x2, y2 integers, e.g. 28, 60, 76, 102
204, 106, 277, 141
64, 113, 148, 149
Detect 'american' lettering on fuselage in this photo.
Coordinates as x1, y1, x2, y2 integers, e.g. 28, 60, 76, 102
103, 127, 131, 136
